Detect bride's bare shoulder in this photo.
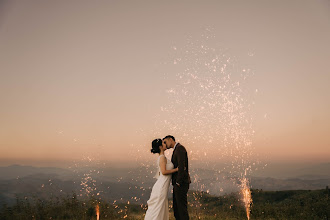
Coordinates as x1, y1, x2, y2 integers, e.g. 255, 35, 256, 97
159, 155, 166, 162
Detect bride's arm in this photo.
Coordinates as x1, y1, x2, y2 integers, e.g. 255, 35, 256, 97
159, 156, 178, 175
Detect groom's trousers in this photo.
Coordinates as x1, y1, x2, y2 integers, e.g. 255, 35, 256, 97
173, 183, 189, 220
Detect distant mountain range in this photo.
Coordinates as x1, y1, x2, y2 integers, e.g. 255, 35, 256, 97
0, 163, 329, 207
0, 164, 73, 180
251, 162, 330, 179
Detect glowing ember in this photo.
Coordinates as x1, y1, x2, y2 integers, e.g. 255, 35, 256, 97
96, 203, 100, 220
240, 177, 252, 220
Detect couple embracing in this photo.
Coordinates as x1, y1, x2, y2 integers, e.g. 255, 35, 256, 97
145, 135, 191, 220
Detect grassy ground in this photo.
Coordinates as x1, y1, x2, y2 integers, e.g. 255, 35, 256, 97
1, 188, 329, 219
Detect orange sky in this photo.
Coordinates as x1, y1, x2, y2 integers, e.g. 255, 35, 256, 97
0, 0, 329, 167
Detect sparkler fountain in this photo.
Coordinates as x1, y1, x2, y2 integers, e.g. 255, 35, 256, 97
96, 203, 100, 220
241, 175, 252, 220
67, 147, 105, 219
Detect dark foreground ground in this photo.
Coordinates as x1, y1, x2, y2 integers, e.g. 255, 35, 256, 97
1, 188, 329, 220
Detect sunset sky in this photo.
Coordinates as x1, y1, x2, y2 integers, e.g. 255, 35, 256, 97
0, 0, 329, 167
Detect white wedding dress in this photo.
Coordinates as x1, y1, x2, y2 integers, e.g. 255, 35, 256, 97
145, 155, 174, 220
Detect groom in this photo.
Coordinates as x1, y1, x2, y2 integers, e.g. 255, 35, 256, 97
163, 135, 191, 220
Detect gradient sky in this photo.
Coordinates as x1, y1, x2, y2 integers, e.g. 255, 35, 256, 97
0, 0, 329, 167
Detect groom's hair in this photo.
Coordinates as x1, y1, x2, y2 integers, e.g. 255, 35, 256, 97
163, 135, 175, 142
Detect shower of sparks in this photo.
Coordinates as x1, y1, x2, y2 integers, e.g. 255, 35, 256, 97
70, 155, 104, 198
64, 141, 107, 210
128, 27, 260, 217
51, 130, 137, 218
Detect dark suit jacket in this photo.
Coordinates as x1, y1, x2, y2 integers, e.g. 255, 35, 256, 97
171, 143, 191, 186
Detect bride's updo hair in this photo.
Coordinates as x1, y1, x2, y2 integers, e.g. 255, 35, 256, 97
151, 138, 162, 154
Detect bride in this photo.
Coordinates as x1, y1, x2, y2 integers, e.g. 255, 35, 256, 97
144, 138, 178, 220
